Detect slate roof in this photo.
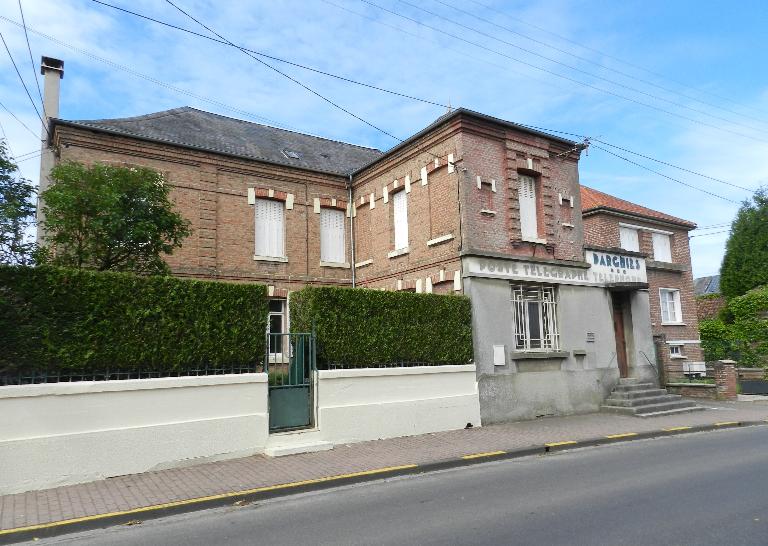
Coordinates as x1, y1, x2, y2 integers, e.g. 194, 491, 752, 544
53, 107, 383, 176
580, 185, 696, 229
694, 275, 721, 295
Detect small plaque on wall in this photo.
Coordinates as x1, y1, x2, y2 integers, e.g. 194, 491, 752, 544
493, 345, 506, 366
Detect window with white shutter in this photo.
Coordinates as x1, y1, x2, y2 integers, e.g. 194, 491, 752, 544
254, 198, 285, 258
652, 233, 672, 262
619, 227, 640, 252
320, 208, 346, 263
659, 288, 682, 324
393, 190, 409, 250
518, 175, 538, 241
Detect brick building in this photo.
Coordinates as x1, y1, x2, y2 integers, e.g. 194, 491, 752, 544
581, 186, 704, 379
41, 58, 665, 423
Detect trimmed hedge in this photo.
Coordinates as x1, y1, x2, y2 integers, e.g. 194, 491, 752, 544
0, 266, 268, 376
290, 286, 473, 368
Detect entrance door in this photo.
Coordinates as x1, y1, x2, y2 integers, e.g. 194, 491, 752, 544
611, 293, 630, 378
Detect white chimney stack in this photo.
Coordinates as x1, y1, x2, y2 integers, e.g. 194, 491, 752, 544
36, 56, 64, 240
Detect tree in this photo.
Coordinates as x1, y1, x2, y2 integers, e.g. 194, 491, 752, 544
39, 162, 191, 275
0, 140, 36, 265
720, 187, 768, 299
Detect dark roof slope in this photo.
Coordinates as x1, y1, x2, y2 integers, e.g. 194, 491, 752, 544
53, 107, 383, 176
580, 185, 696, 229
694, 275, 721, 295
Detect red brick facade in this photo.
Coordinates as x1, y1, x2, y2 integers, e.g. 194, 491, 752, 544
50, 110, 582, 300
581, 187, 704, 379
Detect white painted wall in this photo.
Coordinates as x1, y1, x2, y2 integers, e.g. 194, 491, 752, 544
0, 374, 268, 495
316, 365, 481, 444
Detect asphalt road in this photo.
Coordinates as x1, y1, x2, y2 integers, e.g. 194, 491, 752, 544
41, 426, 768, 546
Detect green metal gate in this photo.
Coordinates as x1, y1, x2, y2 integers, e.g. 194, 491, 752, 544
266, 331, 316, 431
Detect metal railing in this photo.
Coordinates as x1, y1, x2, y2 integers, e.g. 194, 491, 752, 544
0, 364, 262, 386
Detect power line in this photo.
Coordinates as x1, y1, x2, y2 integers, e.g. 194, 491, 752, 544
592, 139, 753, 193
424, 0, 768, 132
692, 222, 731, 231
17, 0, 43, 106
0, 97, 38, 137
689, 230, 730, 238
83, 2, 449, 111
0, 14, 300, 132
6, 5, 753, 205
592, 144, 740, 204
465, 0, 768, 121
0, 31, 47, 136
359, 0, 768, 145
164, 0, 403, 144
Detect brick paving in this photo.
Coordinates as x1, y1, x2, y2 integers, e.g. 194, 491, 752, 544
2, 400, 767, 532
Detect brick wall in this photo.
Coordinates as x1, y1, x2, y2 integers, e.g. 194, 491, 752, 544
582, 212, 703, 378
351, 123, 463, 294
458, 122, 583, 263
54, 126, 352, 295
696, 295, 726, 320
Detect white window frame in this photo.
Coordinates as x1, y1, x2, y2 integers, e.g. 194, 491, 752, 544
267, 298, 288, 363
518, 174, 539, 242
659, 288, 683, 324
652, 232, 672, 262
669, 344, 685, 359
320, 207, 346, 265
511, 283, 560, 351
254, 198, 286, 260
619, 226, 640, 252
393, 189, 409, 251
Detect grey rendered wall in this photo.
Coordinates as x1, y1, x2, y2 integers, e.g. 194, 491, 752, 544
627, 290, 658, 384
466, 277, 623, 424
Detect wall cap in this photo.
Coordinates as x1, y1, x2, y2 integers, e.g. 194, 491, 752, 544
318, 364, 475, 379
0, 373, 268, 399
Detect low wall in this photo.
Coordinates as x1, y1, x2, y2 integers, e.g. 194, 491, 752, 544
666, 383, 717, 399
0, 374, 268, 495
316, 365, 481, 443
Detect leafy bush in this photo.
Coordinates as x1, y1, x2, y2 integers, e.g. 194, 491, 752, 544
699, 285, 768, 367
0, 266, 267, 376
290, 286, 473, 368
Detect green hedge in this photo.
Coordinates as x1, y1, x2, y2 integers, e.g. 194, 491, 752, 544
0, 266, 268, 376
699, 285, 768, 367
290, 286, 473, 368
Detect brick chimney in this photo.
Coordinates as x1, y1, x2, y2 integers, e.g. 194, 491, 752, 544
36, 56, 64, 240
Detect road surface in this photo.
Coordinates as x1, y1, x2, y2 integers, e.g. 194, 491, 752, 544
40, 426, 768, 545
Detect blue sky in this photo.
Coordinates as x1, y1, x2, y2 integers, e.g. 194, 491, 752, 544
1, 0, 767, 277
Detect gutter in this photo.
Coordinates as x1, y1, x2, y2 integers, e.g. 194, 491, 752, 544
348, 174, 355, 288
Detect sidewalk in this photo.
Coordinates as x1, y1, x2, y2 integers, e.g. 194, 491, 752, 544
2, 399, 767, 539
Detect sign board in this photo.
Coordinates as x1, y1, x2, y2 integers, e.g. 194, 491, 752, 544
464, 251, 646, 287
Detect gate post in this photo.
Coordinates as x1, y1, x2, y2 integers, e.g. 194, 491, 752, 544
714, 360, 738, 400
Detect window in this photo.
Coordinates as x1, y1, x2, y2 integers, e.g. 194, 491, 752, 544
511, 284, 559, 351
320, 208, 346, 263
254, 199, 285, 258
660, 288, 682, 324
268, 299, 287, 358
393, 190, 409, 250
669, 345, 684, 358
619, 227, 639, 252
518, 175, 538, 241
652, 232, 672, 262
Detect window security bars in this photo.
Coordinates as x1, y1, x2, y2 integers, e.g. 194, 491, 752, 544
511, 284, 560, 351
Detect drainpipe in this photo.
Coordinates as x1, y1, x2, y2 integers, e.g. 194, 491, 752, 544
348, 173, 355, 288
37, 56, 64, 243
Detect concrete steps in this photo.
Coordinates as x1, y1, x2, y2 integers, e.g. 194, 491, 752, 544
601, 379, 703, 417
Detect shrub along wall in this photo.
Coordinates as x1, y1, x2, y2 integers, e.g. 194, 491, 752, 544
290, 286, 473, 368
0, 266, 268, 377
